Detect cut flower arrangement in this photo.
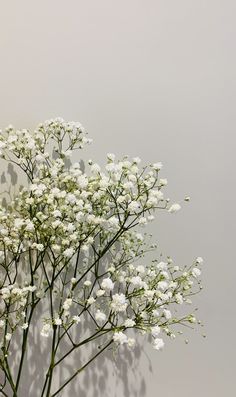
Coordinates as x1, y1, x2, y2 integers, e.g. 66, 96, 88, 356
0, 118, 203, 396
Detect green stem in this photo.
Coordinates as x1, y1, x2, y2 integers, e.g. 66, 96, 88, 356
51, 340, 113, 397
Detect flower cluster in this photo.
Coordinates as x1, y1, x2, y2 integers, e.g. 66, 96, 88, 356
0, 119, 203, 396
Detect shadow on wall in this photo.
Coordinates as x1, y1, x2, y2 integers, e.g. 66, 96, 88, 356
0, 161, 150, 397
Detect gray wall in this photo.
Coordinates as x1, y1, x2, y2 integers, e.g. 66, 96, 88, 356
0, 1, 235, 396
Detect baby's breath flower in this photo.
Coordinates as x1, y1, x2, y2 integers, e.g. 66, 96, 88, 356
168, 203, 181, 213
0, 118, 204, 392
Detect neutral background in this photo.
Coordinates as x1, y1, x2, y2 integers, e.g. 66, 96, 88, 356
0, 1, 235, 396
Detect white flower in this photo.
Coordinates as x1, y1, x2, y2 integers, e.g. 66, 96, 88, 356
63, 298, 72, 311
8, 135, 17, 143
157, 281, 168, 291
130, 276, 144, 288
168, 203, 181, 213
14, 218, 25, 229
91, 163, 101, 174
192, 267, 201, 278
81, 244, 89, 252
175, 293, 183, 304
67, 223, 75, 233
152, 190, 164, 200
136, 265, 145, 274
196, 257, 204, 264
124, 319, 135, 327
35, 154, 44, 163
25, 221, 34, 232
71, 277, 77, 284
66, 193, 77, 205
96, 289, 105, 297
101, 278, 114, 291
146, 197, 158, 207
159, 178, 168, 186
36, 244, 44, 252
63, 248, 74, 258
151, 325, 161, 338
77, 175, 88, 189
156, 261, 168, 271
150, 309, 159, 318
27, 285, 37, 292
113, 331, 128, 345
108, 217, 119, 229
84, 280, 92, 287
53, 209, 62, 218
87, 297, 96, 305
95, 310, 106, 323
21, 323, 29, 330
139, 217, 147, 226
128, 201, 140, 212
110, 293, 127, 313
163, 309, 172, 320
5, 333, 12, 341
54, 317, 62, 326
173, 265, 180, 272
52, 220, 61, 229
73, 315, 81, 324
144, 290, 155, 300
152, 162, 163, 170
153, 338, 164, 350
41, 324, 51, 338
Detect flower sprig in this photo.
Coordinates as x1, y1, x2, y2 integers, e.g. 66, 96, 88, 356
0, 118, 203, 396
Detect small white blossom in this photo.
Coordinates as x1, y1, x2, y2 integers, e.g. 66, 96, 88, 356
101, 278, 114, 291
63, 248, 74, 258
54, 318, 62, 326
156, 261, 168, 271
111, 293, 127, 313
130, 276, 144, 288
124, 319, 136, 327
175, 293, 184, 304
71, 278, 77, 284
72, 315, 81, 324
41, 324, 51, 338
136, 265, 145, 274
84, 280, 92, 287
113, 331, 128, 345
168, 203, 181, 213
152, 162, 163, 170
151, 325, 161, 338
159, 178, 168, 186
5, 333, 12, 341
128, 201, 140, 213
87, 297, 96, 305
96, 289, 105, 297
192, 267, 201, 278
163, 309, 172, 320
196, 257, 204, 264
63, 298, 73, 311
